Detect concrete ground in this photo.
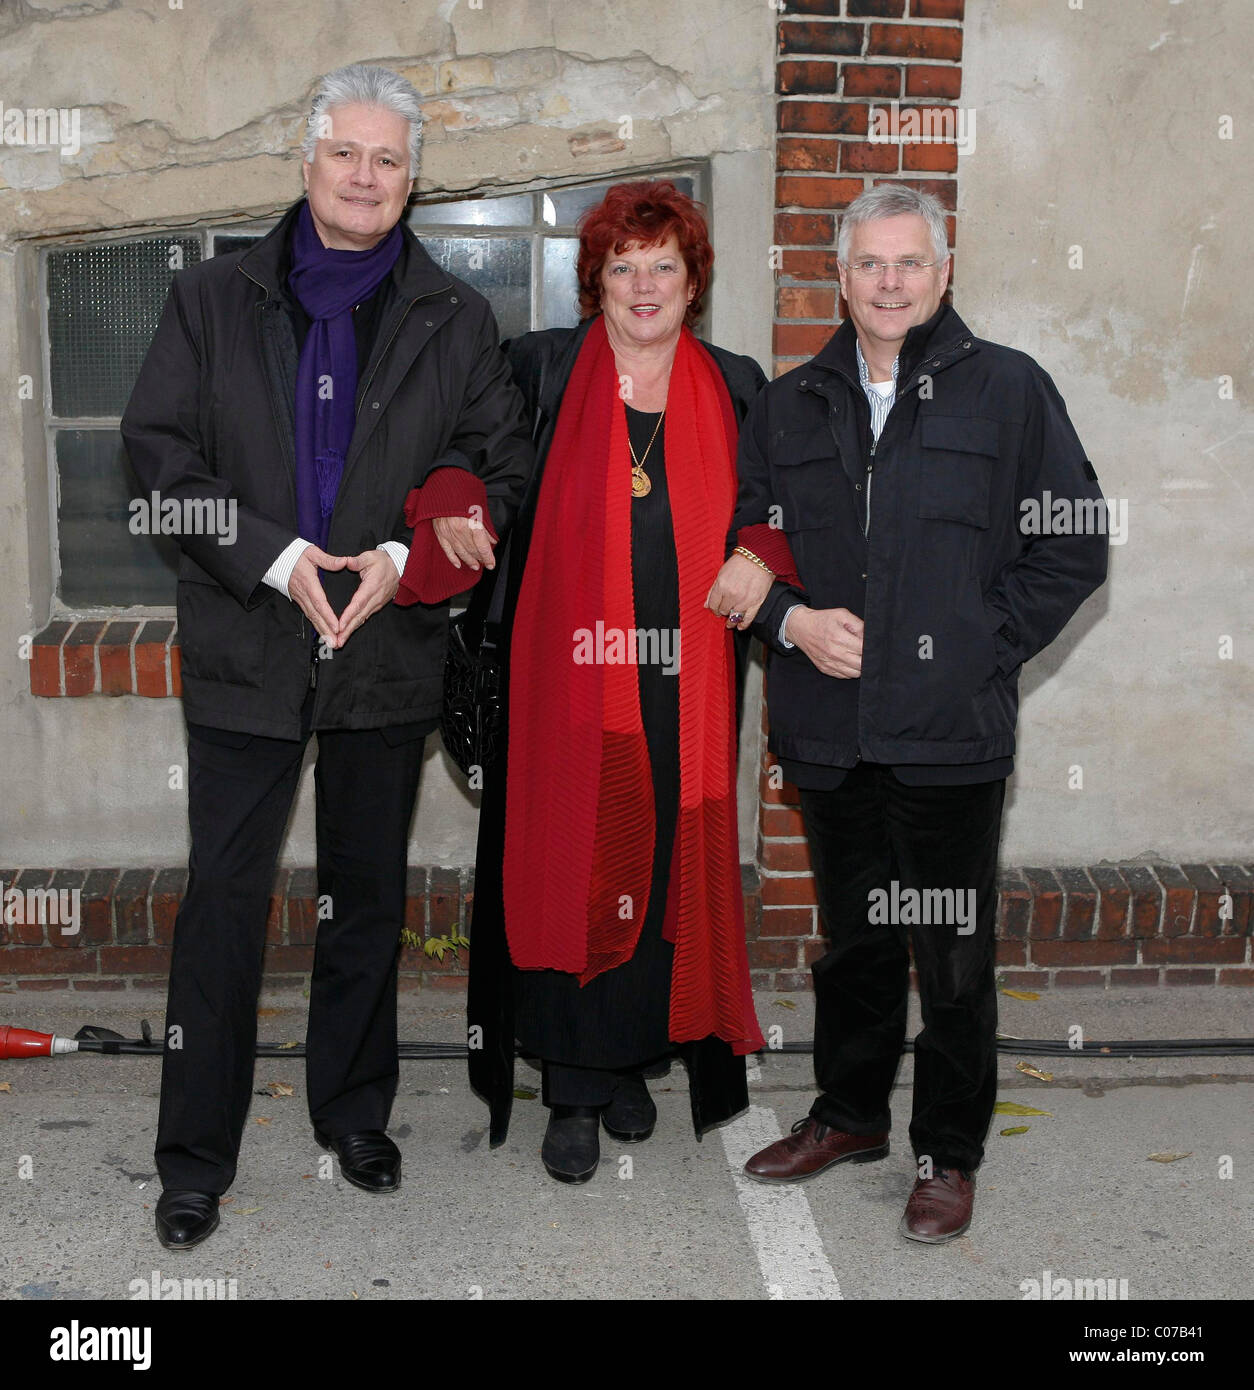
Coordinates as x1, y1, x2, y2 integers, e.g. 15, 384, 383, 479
0, 984, 1250, 1303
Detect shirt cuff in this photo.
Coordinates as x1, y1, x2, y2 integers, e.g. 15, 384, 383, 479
780, 604, 804, 650
262, 538, 313, 599
378, 540, 409, 579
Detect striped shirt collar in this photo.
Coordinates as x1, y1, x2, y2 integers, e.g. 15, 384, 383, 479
855, 337, 898, 442
855, 336, 899, 394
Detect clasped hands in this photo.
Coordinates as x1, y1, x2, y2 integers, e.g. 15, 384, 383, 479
289, 517, 496, 650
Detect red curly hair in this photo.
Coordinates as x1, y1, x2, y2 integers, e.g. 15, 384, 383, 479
575, 180, 713, 322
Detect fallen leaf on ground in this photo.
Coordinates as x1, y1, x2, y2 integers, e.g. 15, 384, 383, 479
265, 1081, 294, 1097
513, 1087, 537, 1100
1000, 1126, 1030, 1136
1001, 989, 1040, 1001
254, 1116, 271, 1125
773, 999, 797, 1010
1015, 1062, 1054, 1082
1147, 1152, 1192, 1163
994, 1101, 1053, 1117
0, 1082, 12, 1093
278, 1041, 300, 1050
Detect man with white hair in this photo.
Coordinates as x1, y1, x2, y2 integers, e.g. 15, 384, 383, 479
122, 63, 531, 1248
735, 186, 1107, 1241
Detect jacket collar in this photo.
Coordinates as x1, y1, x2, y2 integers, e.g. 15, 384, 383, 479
536, 313, 599, 423
238, 197, 453, 301
810, 301, 974, 391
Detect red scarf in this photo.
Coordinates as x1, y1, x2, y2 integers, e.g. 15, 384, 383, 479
503, 316, 763, 1057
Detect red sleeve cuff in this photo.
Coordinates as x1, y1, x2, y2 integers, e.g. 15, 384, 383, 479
396, 467, 499, 605
737, 523, 801, 590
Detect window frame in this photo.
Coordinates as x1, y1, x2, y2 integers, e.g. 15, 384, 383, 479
37, 161, 710, 620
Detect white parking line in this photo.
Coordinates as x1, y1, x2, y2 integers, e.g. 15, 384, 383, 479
720, 1105, 842, 1300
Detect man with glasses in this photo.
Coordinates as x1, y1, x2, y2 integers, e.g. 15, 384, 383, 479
734, 186, 1107, 1241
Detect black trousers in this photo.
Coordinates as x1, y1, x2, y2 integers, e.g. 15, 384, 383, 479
155, 697, 426, 1193
541, 1058, 662, 1108
799, 763, 1005, 1173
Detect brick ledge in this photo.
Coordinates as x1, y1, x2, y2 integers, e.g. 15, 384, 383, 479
29, 619, 179, 698
1, 863, 1250, 992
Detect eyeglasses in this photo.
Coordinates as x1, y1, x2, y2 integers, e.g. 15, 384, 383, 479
844, 259, 938, 278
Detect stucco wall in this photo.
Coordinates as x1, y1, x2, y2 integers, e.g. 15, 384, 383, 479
959, 0, 1252, 861
0, 0, 775, 867
3, 0, 1248, 872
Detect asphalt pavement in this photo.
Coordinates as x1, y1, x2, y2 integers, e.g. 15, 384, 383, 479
1, 983, 1250, 1303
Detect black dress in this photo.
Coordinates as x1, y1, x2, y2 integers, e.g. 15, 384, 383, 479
513, 406, 679, 1099
467, 318, 767, 1144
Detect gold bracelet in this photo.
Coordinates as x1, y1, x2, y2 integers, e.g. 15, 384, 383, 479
734, 545, 775, 575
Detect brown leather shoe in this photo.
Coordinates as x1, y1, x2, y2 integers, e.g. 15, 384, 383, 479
743, 1117, 889, 1184
899, 1168, 975, 1243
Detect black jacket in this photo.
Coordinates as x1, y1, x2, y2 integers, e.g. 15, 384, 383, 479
466, 317, 768, 1145
120, 197, 533, 738
733, 304, 1109, 770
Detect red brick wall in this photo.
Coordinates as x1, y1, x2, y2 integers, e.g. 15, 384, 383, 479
774, 0, 962, 374
757, 0, 965, 967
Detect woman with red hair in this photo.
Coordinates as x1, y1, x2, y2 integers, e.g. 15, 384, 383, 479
463, 180, 796, 1182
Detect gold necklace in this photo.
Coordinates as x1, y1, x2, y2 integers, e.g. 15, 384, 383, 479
628, 407, 665, 498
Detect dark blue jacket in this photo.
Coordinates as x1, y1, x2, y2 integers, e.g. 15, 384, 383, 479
734, 304, 1108, 769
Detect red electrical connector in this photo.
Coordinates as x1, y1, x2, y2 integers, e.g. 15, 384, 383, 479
0, 1025, 79, 1058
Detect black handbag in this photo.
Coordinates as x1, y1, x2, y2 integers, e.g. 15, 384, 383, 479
439, 535, 511, 777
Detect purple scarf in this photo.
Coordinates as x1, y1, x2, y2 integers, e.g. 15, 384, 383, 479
288, 200, 403, 550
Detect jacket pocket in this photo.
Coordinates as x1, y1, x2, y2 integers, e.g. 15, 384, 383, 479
371, 601, 443, 687
177, 576, 267, 688
769, 427, 839, 529
918, 414, 999, 528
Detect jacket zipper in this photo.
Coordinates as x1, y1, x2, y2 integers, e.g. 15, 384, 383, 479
865, 436, 876, 537
817, 335, 969, 540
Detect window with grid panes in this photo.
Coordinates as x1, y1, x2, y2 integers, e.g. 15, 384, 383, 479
41, 165, 707, 610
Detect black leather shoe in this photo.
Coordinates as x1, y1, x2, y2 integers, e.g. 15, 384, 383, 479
314, 1129, 401, 1193
155, 1189, 220, 1250
541, 1106, 600, 1184
602, 1072, 656, 1143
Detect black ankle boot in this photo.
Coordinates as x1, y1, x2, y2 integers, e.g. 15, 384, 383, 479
602, 1072, 657, 1142
541, 1105, 601, 1184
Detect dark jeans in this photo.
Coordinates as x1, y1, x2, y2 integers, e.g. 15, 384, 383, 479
155, 702, 426, 1193
799, 762, 1005, 1172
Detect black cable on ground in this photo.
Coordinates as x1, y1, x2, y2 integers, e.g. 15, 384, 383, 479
69, 1025, 1254, 1061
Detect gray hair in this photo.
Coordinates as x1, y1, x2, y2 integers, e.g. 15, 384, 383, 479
302, 64, 423, 178
837, 185, 949, 265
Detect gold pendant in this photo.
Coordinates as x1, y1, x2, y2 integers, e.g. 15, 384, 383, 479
631, 466, 652, 498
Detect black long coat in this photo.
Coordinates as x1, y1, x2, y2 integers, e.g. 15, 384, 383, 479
465, 315, 768, 1145
120, 198, 533, 738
